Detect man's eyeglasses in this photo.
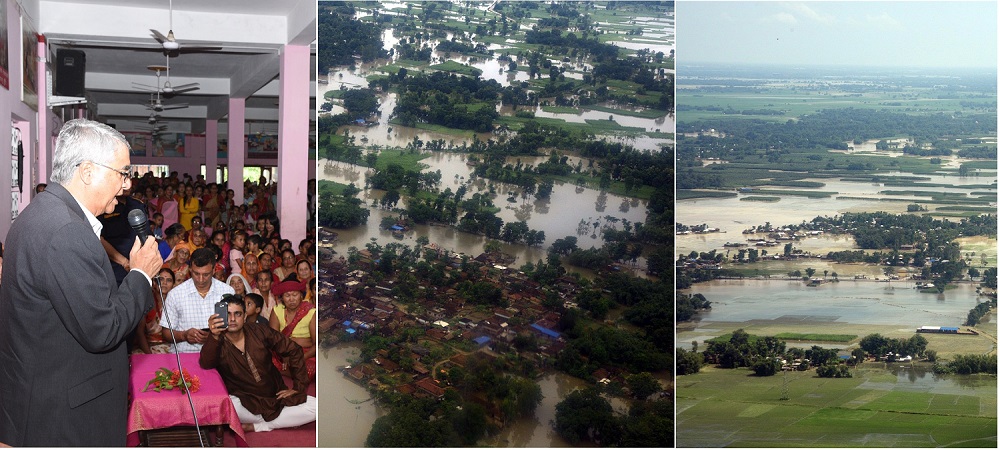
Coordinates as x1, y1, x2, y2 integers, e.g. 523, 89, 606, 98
82, 161, 131, 181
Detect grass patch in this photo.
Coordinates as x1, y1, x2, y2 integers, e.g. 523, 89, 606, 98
583, 119, 648, 134
750, 189, 838, 199
428, 60, 483, 77
371, 149, 433, 172
318, 179, 352, 198
585, 104, 671, 119
678, 189, 739, 200
740, 196, 781, 202
962, 161, 998, 170
386, 118, 480, 138
773, 333, 857, 342
935, 206, 998, 213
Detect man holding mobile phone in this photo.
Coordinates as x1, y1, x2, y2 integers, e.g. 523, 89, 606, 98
200, 295, 316, 433
160, 247, 234, 352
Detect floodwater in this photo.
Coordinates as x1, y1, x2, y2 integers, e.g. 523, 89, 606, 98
675, 164, 998, 256
675, 194, 906, 256
317, 5, 673, 446
682, 279, 982, 326
863, 364, 996, 394
482, 373, 581, 447
322, 153, 650, 268
318, 14, 675, 152
318, 342, 385, 447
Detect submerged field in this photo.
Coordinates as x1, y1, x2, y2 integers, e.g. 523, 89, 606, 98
677, 365, 997, 447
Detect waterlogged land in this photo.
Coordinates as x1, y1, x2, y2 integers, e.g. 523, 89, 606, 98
676, 65, 997, 267
676, 64, 997, 447
677, 65, 996, 220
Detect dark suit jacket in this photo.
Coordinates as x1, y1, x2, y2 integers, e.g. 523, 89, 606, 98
0, 183, 153, 446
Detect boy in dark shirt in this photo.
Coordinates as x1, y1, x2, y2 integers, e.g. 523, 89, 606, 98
245, 293, 269, 326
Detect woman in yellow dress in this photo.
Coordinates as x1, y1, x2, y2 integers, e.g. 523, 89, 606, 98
178, 183, 201, 230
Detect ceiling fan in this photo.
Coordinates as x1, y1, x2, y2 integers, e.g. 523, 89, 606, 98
132, 58, 199, 95
138, 123, 167, 134
139, 92, 188, 113
151, 0, 223, 54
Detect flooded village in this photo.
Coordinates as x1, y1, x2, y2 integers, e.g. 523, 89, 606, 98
316, 0, 674, 446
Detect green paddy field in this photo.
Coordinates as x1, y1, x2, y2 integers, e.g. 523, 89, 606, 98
677, 365, 996, 447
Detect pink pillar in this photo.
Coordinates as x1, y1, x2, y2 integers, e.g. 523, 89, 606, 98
277, 44, 310, 247
227, 98, 246, 204
205, 120, 219, 184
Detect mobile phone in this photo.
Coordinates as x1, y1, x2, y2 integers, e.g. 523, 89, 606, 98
214, 301, 229, 328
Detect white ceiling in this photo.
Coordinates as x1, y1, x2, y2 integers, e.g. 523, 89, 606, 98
37, 0, 317, 135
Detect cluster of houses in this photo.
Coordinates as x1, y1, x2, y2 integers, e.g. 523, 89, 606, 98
316, 243, 593, 400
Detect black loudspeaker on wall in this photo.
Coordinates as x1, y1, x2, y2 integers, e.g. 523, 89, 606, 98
54, 49, 86, 97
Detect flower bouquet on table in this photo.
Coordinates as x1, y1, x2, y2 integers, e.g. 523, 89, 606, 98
143, 367, 201, 393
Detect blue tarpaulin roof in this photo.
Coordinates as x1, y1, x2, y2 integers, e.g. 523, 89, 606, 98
345, 328, 357, 334
390, 225, 404, 231
473, 336, 491, 346
531, 323, 560, 338
343, 320, 352, 327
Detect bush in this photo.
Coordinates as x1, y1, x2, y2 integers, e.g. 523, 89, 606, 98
816, 363, 852, 378
751, 358, 781, 377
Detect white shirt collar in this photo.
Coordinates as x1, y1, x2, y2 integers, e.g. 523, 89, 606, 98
73, 195, 103, 237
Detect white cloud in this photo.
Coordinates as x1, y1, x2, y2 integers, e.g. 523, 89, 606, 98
785, 2, 836, 25
772, 12, 798, 25
865, 12, 903, 30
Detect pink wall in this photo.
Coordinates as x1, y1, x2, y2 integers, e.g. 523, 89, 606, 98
129, 134, 316, 184
0, 0, 46, 242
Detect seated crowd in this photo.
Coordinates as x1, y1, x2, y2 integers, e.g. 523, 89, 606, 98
97, 170, 317, 435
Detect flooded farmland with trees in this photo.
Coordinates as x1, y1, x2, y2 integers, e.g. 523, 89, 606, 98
675, 2, 996, 447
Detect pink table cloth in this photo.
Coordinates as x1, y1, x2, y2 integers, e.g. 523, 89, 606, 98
127, 352, 247, 446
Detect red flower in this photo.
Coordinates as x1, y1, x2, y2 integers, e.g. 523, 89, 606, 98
143, 367, 200, 394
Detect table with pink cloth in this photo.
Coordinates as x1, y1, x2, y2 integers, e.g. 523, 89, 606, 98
127, 352, 247, 447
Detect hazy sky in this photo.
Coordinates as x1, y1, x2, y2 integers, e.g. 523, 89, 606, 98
679, 1, 997, 69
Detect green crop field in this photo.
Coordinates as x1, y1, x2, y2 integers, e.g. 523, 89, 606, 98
677, 366, 997, 447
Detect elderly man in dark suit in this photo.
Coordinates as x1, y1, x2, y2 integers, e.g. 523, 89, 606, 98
0, 119, 163, 446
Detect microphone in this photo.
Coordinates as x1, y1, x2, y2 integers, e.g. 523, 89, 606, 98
127, 209, 151, 244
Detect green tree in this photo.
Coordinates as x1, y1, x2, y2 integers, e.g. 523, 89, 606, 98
676, 348, 703, 375
625, 372, 661, 399
554, 388, 623, 446
751, 358, 781, 376
365, 399, 454, 446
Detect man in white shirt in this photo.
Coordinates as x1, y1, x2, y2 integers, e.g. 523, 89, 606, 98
160, 247, 235, 352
